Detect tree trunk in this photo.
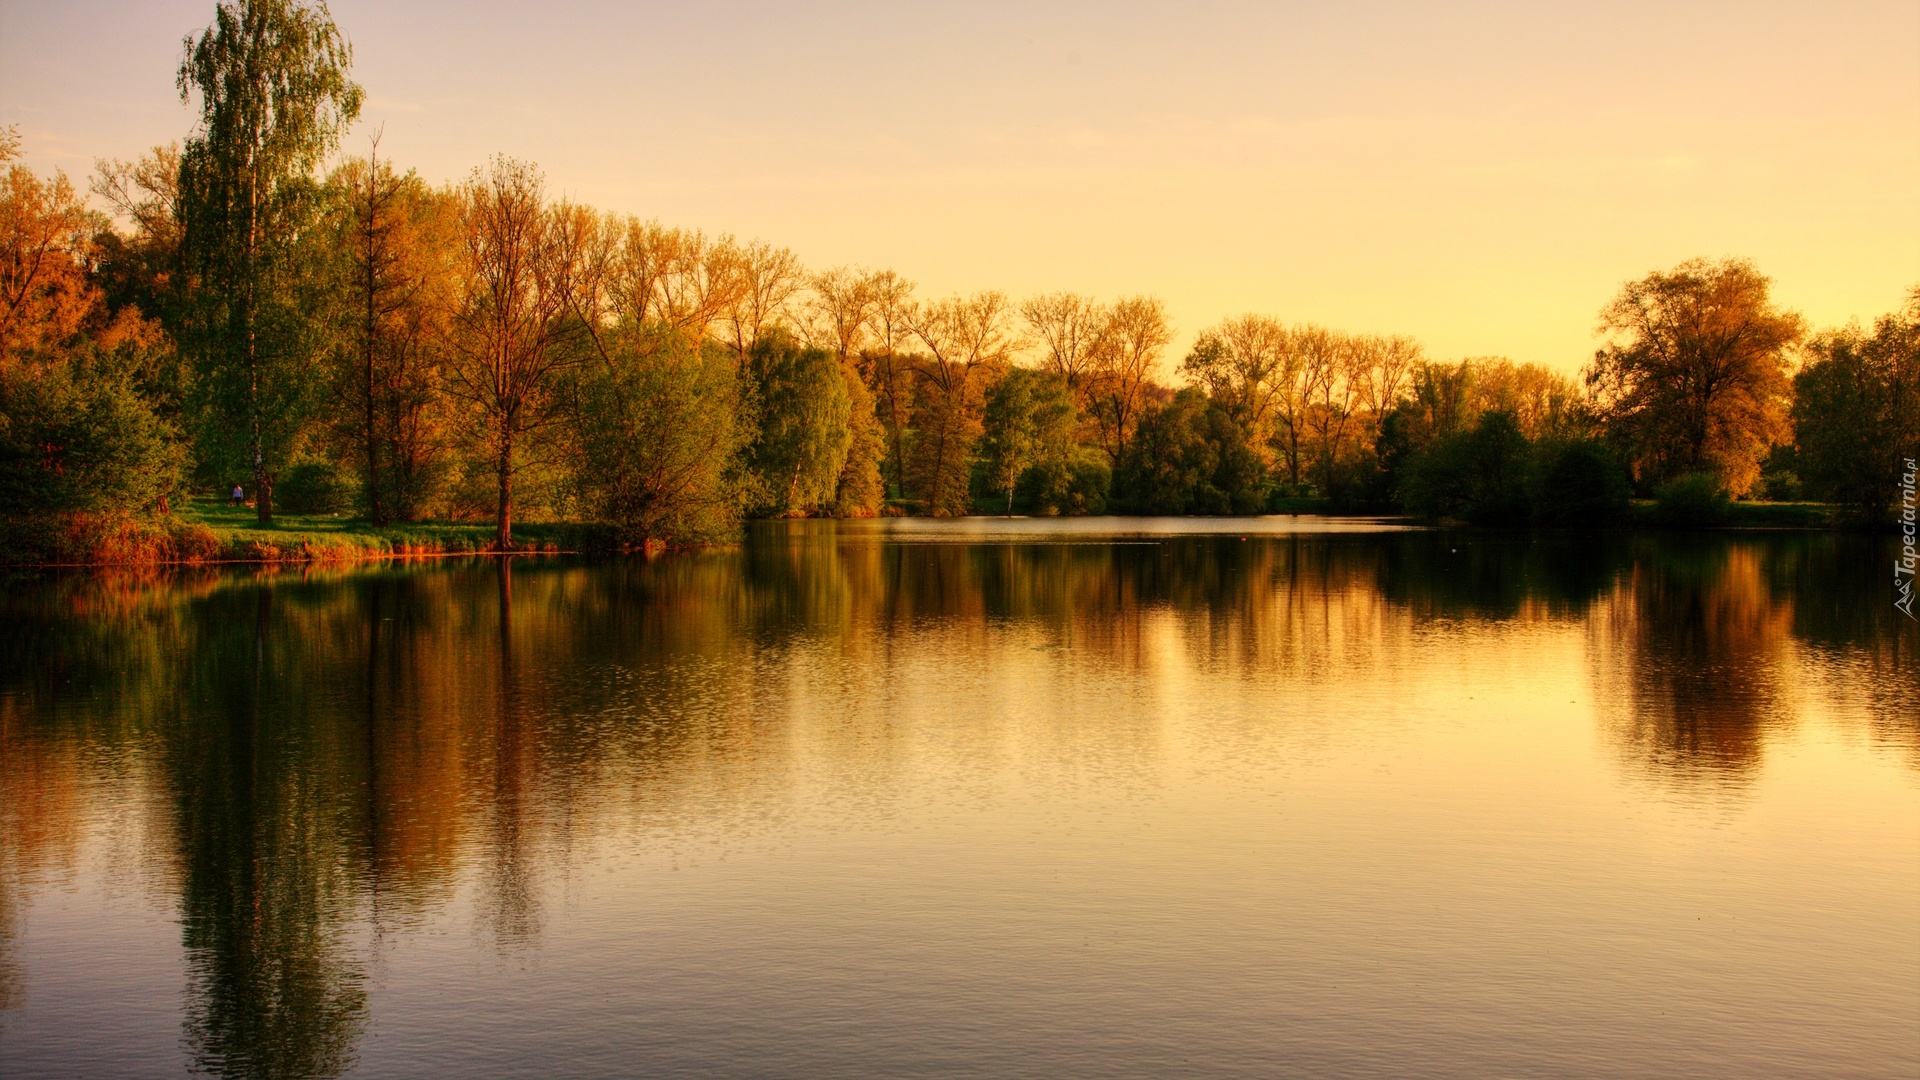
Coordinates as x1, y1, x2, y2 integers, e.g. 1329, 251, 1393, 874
363, 155, 386, 526
496, 428, 514, 550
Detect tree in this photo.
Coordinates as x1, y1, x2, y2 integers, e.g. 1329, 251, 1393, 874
442, 157, 581, 548
0, 134, 186, 515
802, 267, 888, 516
1588, 258, 1802, 496
857, 270, 916, 499
1111, 389, 1266, 515
725, 241, 803, 358
1793, 289, 1920, 520
1401, 409, 1530, 523
176, 0, 363, 523
1, 139, 98, 360
980, 368, 1072, 514
326, 146, 459, 522
906, 291, 1016, 515
745, 330, 853, 516
1086, 295, 1170, 462
1020, 293, 1107, 402
567, 326, 752, 546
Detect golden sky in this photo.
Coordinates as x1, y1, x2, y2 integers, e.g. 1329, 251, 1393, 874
3, 0, 1915, 373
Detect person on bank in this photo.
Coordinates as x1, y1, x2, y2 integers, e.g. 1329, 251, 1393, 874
231, 484, 245, 506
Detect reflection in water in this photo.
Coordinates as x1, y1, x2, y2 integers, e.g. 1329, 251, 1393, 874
168, 587, 368, 1077
1593, 542, 1798, 786
0, 526, 1914, 1077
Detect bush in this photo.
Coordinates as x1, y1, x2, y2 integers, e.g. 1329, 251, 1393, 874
1531, 439, 1630, 526
275, 462, 353, 514
0, 357, 184, 514
1755, 470, 1803, 501
1018, 451, 1110, 515
1400, 409, 1529, 523
1651, 472, 1732, 527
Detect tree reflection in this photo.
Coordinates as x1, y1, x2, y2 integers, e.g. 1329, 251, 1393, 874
169, 585, 369, 1078
0, 527, 1915, 1069
1590, 540, 1796, 787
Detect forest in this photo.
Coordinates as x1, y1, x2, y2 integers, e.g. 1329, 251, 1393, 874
2, 0, 1916, 559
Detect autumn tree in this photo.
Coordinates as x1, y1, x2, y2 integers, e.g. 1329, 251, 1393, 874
442, 158, 582, 548
1020, 292, 1108, 402
1588, 258, 1803, 496
326, 145, 458, 521
1086, 295, 1170, 462
0, 132, 185, 515
176, 0, 363, 523
854, 270, 916, 498
725, 241, 803, 358
906, 291, 1017, 515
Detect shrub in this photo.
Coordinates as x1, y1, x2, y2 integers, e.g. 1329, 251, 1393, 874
1400, 409, 1529, 523
1650, 472, 1732, 527
0, 357, 185, 514
1018, 450, 1110, 515
275, 462, 353, 514
1531, 439, 1630, 526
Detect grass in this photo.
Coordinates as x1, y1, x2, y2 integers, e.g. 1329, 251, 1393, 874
1623, 499, 1836, 529
177, 498, 577, 554
2, 497, 599, 567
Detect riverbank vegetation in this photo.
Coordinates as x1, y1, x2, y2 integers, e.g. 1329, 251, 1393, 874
3, 0, 1916, 564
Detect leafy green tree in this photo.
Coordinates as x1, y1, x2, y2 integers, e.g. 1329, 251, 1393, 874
745, 330, 852, 516
1401, 409, 1530, 523
980, 368, 1070, 514
1793, 290, 1920, 522
829, 364, 887, 516
176, 0, 363, 524
0, 346, 187, 514
1529, 438, 1630, 526
1112, 388, 1266, 515
567, 327, 753, 546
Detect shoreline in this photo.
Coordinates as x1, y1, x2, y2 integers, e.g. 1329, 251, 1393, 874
0, 499, 1873, 570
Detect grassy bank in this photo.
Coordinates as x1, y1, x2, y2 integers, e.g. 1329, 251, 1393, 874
1, 497, 615, 567
1624, 499, 1838, 529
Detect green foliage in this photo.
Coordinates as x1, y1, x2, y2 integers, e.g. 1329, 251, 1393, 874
567, 330, 752, 546
1401, 410, 1531, 524
0, 353, 186, 514
1792, 298, 1919, 522
1650, 472, 1732, 528
274, 461, 351, 514
980, 368, 1089, 513
176, 0, 363, 521
1112, 389, 1267, 515
828, 361, 886, 516
1017, 450, 1110, 515
746, 330, 852, 516
1530, 438, 1631, 526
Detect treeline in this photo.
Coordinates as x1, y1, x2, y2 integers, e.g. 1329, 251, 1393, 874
3, 0, 1916, 551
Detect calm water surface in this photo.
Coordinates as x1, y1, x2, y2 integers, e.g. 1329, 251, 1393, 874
1, 518, 1915, 1078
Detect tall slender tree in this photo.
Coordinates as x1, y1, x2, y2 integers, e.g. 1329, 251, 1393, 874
177, 0, 361, 524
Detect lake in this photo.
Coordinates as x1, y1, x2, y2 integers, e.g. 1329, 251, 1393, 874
1, 518, 1915, 1078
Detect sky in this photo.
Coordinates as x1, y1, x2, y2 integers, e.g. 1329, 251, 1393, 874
3, 0, 1915, 373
